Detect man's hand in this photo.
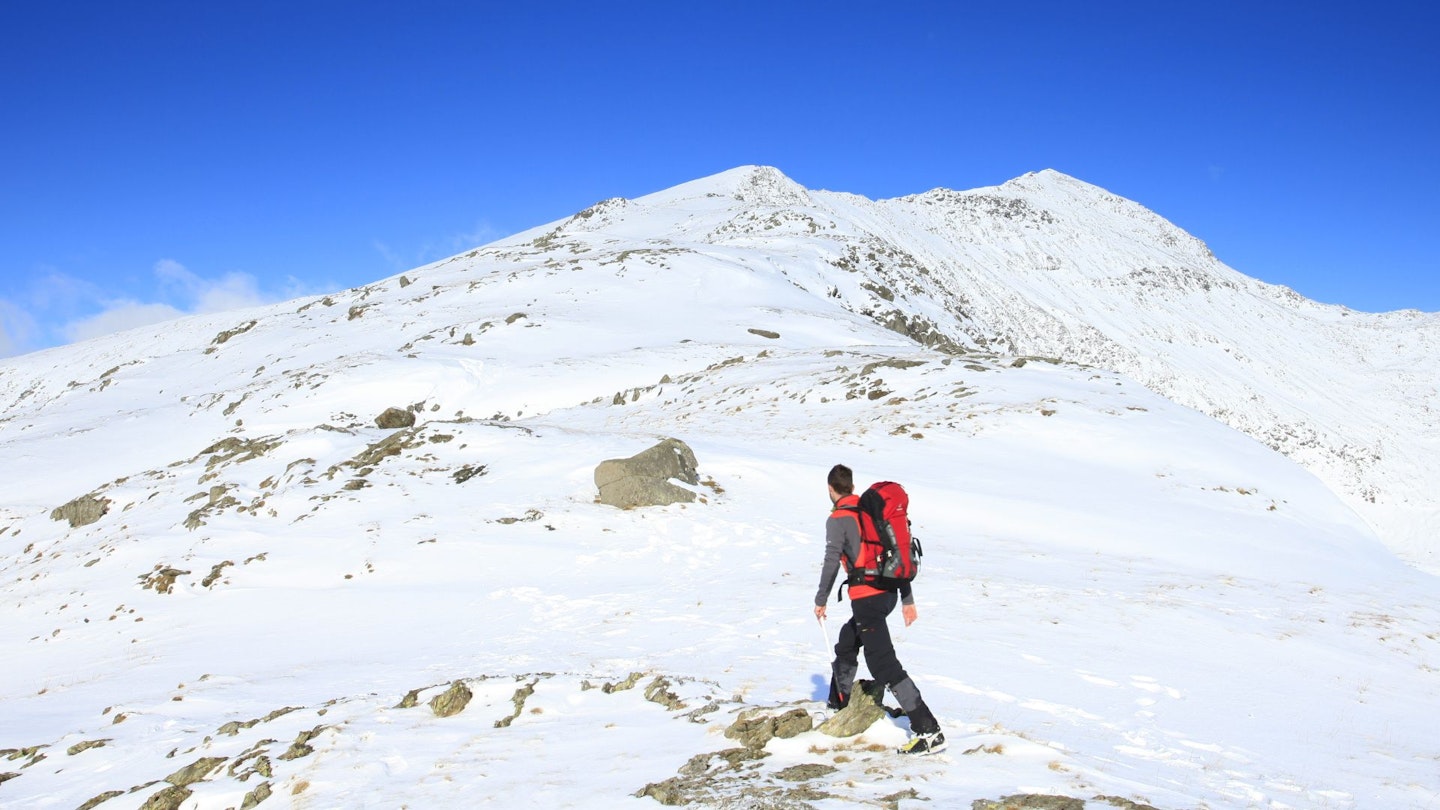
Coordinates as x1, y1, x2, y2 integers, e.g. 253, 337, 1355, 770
815, 605, 827, 622
902, 604, 918, 627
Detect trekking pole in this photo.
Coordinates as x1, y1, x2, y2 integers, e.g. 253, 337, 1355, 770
816, 614, 834, 708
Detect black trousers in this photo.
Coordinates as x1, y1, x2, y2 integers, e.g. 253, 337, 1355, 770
828, 590, 940, 734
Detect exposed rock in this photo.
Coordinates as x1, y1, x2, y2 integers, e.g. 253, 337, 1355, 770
881, 311, 969, 355
76, 790, 124, 810
200, 436, 280, 467
601, 672, 646, 693
164, 756, 227, 787
817, 679, 888, 737
883, 788, 925, 806
1094, 797, 1162, 810
724, 707, 812, 749
494, 680, 536, 728
375, 407, 416, 429
6, 745, 46, 767
429, 680, 473, 718
860, 358, 927, 376
66, 738, 111, 756
229, 750, 273, 781
50, 494, 110, 528
338, 428, 420, 474
217, 707, 300, 736
240, 781, 273, 809
713, 747, 770, 768
211, 320, 258, 346
0, 771, 21, 786
635, 777, 687, 806
183, 489, 239, 529
682, 701, 721, 723
776, 763, 837, 781
138, 785, 193, 810
635, 747, 770, 806
139, 566, 191, 595
496, 508, 543, 524
643, 676, 686, 711
201, 561, 234, 588
772, 708, 813, 739
972, 795, 1086, 810
724, 715, 778, 749
594, 438, 700, 509
276, 726, 330, 761
452, 464, 487, 484
748, 328, 781, 339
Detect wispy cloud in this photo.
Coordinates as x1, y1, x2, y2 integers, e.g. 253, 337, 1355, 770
0, 299, 39, 359
0, 260, 332, 360
374, 220, 504, 271
153, 259, 274, 313
60, 301, 185, 344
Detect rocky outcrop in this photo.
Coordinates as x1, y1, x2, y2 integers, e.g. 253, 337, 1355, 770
50, 494, 110, 528
594, 438, 700, 509
972, 796, 1086, 810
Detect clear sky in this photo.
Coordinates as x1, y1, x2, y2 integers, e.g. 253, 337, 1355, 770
3, 1, 1436, 358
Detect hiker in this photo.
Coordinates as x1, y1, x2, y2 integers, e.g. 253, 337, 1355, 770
813, 463, 945, 755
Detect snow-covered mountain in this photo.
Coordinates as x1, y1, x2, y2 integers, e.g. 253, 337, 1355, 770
582, 166, 1440, 568
2, 167, 1437, 809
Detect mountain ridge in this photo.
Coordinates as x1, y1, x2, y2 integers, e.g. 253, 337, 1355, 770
3, 165, 1436, 567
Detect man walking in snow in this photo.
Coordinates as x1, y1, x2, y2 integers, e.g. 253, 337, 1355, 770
814, 463, 945, 754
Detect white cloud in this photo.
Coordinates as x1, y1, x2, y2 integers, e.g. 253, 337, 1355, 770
0, 299, 38, 358
60, 300, 185, 344
153, 259, 271, 314
375, 220, 504, 270
450, 221, 502, 252
1, 259, 331, 358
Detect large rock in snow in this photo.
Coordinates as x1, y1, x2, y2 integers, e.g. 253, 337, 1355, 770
594, 439, 700, 509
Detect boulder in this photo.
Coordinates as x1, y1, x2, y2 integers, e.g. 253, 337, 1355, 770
723, 707, 813, 749
594, 439, 699, 509
429, 680, 473, 718
817, 679, 889, 737
50, 494, 110, 528
375, 407, 415, 429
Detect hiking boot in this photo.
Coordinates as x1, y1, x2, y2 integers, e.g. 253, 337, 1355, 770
897, 731, 946, 755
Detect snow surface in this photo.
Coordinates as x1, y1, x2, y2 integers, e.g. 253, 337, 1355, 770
2, 166, 1438, 809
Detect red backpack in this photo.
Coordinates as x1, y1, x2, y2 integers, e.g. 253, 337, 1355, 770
841, 481, 921, 591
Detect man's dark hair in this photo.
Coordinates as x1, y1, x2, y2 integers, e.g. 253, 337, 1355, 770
828, 464, 854, 495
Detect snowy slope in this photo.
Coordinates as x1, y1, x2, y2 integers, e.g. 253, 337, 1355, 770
2, 167, 1438, 810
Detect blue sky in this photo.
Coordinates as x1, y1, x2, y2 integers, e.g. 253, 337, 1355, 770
2, 1, 1436, 358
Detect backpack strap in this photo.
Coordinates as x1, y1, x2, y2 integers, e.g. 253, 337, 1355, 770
832, 503, 861, 602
